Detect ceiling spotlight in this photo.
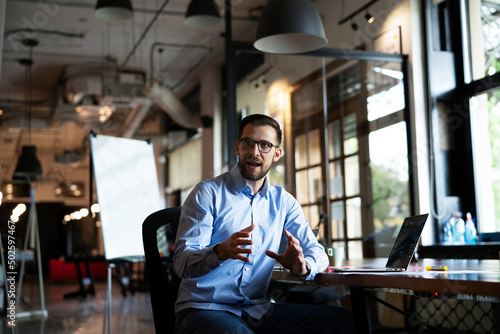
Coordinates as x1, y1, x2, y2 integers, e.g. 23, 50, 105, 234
95, 0, 133, 21
365, 12, 375, 24
254, 0, 327, 54
185, 0, 221, 28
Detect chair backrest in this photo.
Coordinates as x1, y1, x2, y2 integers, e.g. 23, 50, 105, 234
142, 206, 182, 333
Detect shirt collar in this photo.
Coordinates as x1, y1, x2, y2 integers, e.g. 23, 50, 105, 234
230, 164, 269, 197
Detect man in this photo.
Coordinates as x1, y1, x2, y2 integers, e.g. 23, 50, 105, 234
174, 114, 355, 333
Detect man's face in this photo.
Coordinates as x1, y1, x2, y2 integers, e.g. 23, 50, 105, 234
235, 124, 282, 182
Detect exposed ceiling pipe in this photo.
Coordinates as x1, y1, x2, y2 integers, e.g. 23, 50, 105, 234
148, 83, 203, 130
119, 0, 170, 71
114, 81, 204, 138
148, 42, 213, 88
3, 28, 85, 39
116, 99, 153, 138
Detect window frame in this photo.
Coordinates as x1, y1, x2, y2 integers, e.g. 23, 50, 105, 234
289, 55, 413, 258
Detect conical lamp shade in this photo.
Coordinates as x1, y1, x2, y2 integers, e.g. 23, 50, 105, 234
95, 0, 133, 21
14, 145, 43, 179
254, 0, 327, 54
185, 0, 221, 27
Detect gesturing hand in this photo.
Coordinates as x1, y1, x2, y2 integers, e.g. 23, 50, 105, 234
265, 230, 308, 276
214, 223, 255, 262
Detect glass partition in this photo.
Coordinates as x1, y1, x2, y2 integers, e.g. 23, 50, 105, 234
236, 51, 409, 259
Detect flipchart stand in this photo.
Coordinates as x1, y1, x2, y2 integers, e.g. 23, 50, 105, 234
89, 132, 162, 334
0, 178, 48, 328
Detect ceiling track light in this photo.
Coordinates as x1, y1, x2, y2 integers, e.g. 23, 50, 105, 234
184, 0, 221, 28
365, 12, 375, 24
254, 0, 327, 54
338, 0, 380, 26
95, 0, 134, 21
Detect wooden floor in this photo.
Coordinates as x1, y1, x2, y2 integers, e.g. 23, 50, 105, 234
0, 278, 155, 334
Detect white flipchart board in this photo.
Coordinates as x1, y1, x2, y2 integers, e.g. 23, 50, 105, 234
90, 134, 162, 261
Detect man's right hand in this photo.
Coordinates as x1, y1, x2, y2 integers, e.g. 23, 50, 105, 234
214, 223, 255, 262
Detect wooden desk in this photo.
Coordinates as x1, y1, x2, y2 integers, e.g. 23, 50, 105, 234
273, 258, 500, 333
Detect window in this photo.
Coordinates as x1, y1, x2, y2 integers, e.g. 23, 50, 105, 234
291, 57, 409, 259
466, 0, 500, 233
424, 0, 500, 236
369, 123, 410, 232
470, 89, 500, 232
295, 122, 323, 234
468, 0, 500, 81
235, 50, 409, 258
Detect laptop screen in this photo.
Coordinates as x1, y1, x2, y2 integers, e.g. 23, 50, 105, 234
385, 214, 429, 269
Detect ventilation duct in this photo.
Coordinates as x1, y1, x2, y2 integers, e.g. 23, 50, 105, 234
148, 83, 203, 130
54, 63, 202, 135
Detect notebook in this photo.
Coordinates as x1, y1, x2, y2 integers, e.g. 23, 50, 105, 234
331, 213, 429, 272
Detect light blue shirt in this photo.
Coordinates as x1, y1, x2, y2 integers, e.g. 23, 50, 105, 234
173, 165, 328, 319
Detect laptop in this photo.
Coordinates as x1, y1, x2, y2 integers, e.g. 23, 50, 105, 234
331, 213, 429, 272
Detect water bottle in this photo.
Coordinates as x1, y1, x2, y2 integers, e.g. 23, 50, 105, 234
453, 212, 465, 242
465, 212, 477, 244
443, 220, 453, 243
449, 214, 457, 241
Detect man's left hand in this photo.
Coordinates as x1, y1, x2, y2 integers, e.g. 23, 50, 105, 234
265, 230, 308, 276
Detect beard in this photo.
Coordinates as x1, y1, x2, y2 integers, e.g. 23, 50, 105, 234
238, 157, 271, 181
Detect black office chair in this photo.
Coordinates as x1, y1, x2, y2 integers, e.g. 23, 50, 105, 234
142, 206, 182, 333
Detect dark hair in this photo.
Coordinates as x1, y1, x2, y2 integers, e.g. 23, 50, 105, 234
238, 114, 282, 146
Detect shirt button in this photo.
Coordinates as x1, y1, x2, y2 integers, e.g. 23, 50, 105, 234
244, 267, 249, 271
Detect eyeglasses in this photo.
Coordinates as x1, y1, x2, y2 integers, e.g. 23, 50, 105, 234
239, 137, 278, 153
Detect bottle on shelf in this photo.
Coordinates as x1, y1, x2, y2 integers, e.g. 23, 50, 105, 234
448, 213, 457, 242
443, 219, 453, 243
453, 212, 465, 242
465, 212, 477, 244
